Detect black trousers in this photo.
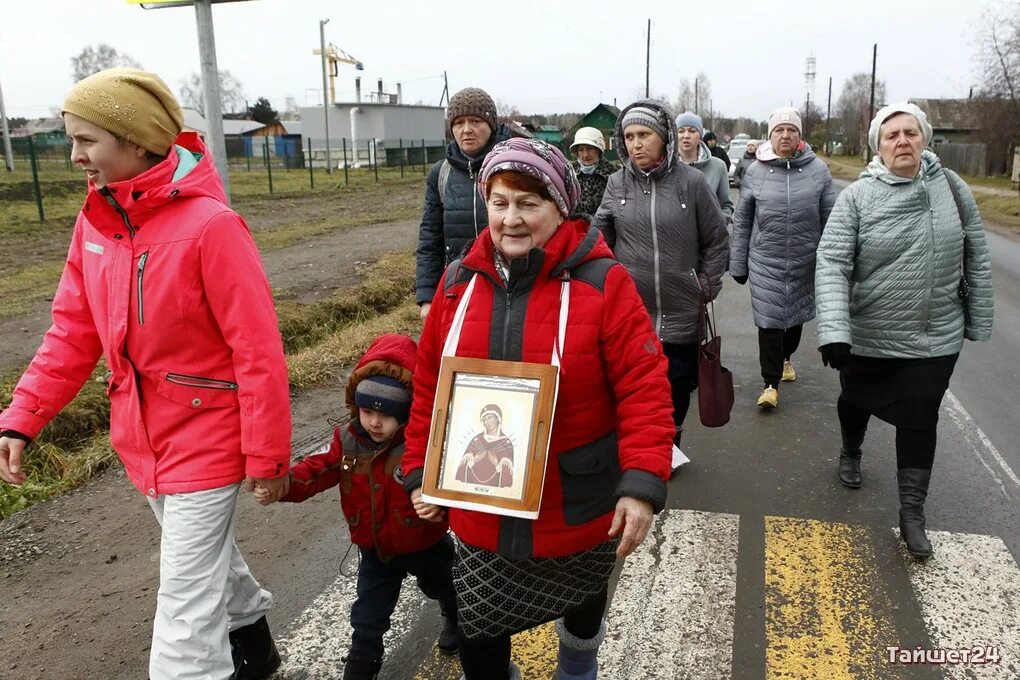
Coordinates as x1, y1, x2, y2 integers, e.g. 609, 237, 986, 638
349, 534, 456, 661
757, 325, 803, 387
837, 396, 937, 469
457, 587, 608, 679
662, 342, 700, 440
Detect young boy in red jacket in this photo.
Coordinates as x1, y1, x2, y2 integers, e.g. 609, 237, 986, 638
256, 334, 457, 680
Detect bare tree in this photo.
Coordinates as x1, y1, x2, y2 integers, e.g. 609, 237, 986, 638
178, 71, 246, 116
835, 72, 887, 156
974, 3, 1020, 177
495, 99, 522, 123
281, 96, 301, 120
70, 44, 143, 82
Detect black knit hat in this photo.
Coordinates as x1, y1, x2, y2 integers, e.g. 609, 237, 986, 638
355, 375, 411, 423
447, 87, 497, 136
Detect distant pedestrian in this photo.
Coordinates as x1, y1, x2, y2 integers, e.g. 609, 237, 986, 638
0, 68, 288, 680
730, 106, 837, 410
676, 111, 733, 221
416, 87, 512, 320
815, 102, 993, 559
593, 99, 729, 474
703, 130, 731, 170
733, 140, 758, 188
570, 126, 618, 217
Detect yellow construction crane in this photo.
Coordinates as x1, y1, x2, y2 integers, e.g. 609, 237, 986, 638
312, 43, 364, 105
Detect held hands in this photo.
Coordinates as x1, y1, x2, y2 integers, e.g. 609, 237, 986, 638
411, 487, 446, 523
419, 302, 432, 321
0, 436, 28, 485
248, 474, 290, 506
819, 343, 852, 371
608, 496, 654, 558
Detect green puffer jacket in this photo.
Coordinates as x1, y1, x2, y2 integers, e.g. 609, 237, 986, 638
815, 150, 993, 358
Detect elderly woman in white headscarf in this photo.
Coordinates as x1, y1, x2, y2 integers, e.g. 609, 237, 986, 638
815, 102, 993, 559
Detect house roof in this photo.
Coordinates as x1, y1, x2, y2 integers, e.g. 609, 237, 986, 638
222, 119, 265, 135
24, 118, 65, 134
182, 107, 208, 134
908, 98, 980, 132
280, 120, 302, 135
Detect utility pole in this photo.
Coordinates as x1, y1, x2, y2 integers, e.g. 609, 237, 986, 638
805, 92, 811, 138
319, 18, 332, 175
825, 76, 832, 156
695, 78, 699, 115
440, 71, 449, 107
0, 69, 14, 172
868, 43, 877, 122
645, 19, 650, 98
194, 0, 230, 200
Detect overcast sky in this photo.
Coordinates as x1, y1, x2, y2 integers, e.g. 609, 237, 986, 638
0, 0, 1001, 121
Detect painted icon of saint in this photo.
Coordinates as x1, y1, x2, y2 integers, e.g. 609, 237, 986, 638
455, 404, 514, 487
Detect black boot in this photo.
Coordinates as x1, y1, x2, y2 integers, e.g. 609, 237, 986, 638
229, 616, 282, 680
342, 655, 383, 680
837, 427, 865, 488
898, 468, 933, 559
437, 603, 459, 655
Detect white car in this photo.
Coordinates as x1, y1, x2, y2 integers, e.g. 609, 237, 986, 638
727, 135, 751, 185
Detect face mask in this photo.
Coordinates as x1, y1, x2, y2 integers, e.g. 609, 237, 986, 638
577, 162, 598, 175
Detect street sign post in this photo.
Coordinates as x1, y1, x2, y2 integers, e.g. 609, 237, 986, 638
128, 0, 257, 202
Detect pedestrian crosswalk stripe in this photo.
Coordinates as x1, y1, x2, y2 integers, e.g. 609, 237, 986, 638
900, 530, 1020, 679
274, 555, 433, 677
600, 509, 740, 679
765, 516, 898, 680
411, 621, 558, 679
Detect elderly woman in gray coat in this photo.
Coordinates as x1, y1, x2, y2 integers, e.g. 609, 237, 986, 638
815, 102, 993, 559
593, 99, 729, 474
730, 106, 836, 409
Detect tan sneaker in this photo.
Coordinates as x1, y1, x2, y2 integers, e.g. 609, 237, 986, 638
782, 359, 797, 382
757, 386, 779, 409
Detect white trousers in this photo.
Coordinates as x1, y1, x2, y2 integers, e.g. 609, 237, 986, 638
147, 483, 274, 680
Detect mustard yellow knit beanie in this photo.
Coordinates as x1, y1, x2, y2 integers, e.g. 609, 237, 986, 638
62, 68, 183, 155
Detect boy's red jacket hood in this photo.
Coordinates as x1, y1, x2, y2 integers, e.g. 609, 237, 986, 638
345, 334, 417, 418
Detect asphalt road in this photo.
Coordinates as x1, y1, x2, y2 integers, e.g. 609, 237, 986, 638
264, 182, 1019, 679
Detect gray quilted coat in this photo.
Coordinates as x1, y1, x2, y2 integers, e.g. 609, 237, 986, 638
730, 142, 836, 329
815, 150, 993, 357
592, 99, 729, 344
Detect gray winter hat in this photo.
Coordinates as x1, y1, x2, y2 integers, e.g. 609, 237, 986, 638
621, 106, 669, 143
868, 102, 933, 152
674, 111, 704, 137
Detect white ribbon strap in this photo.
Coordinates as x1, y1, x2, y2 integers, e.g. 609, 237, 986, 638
441, 271, 570, 365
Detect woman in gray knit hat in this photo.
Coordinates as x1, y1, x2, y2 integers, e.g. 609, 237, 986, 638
593, 99, 730, 475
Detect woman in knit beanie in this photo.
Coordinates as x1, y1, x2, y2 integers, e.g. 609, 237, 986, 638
416, 86, 513, 321
730, 105, 837, 410
0, 68, 288, 680
403, 137, 674, 680
592, 99, 730, 476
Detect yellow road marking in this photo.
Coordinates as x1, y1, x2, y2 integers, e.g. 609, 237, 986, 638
413, 621, 558, 679
764, 516, 898, 680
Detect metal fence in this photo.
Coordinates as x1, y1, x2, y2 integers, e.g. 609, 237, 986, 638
0, 135, 451, 222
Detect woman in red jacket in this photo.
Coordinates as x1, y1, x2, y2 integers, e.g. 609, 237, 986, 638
401, 138, 674, 680
0, 69, 289, 680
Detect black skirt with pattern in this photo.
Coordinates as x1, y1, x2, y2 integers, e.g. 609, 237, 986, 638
452, 537, 618, 640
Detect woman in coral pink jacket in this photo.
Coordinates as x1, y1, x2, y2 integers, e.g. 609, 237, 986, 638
0, 69, 288, 680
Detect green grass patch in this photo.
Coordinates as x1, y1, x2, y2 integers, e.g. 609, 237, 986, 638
975, 195, 1020, 229
0, 262, 67, 317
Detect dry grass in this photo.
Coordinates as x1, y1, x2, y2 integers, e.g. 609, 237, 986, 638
288, 300, 421, 389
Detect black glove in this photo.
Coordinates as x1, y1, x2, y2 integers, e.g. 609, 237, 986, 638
732, 275, 747, 285
819, 343, 852, 371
